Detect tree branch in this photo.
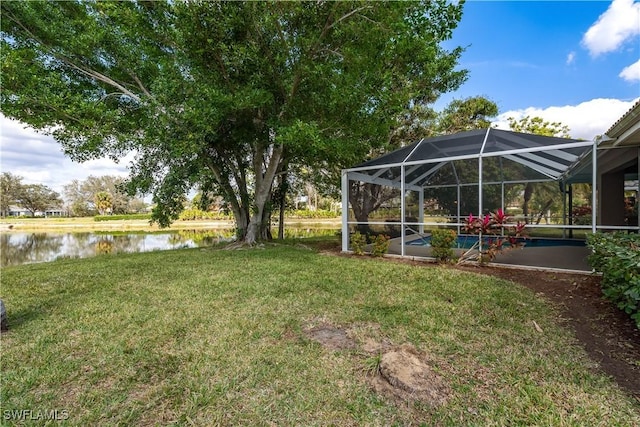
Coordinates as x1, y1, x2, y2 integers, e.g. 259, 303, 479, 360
278, 4, 369, 120
128, 71, 153, 99
328, 6, 372, 30
205, 157, 241, 217
3, 7, 142, 103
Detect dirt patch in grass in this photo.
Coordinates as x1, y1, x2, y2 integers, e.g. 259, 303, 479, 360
304, 321, 451, 409
305, 324, 358, 351
372, 344, 450, 406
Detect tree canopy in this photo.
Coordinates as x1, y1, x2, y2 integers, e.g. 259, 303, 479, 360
0, 172, 62, 217
507, 116, 573, 223
16, 184, 62, 217
1, 1, 468, 242
63, 175, 145, 216
0, 172, 23, 217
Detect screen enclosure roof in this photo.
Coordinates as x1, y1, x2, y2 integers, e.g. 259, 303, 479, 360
346, 128, 595, 187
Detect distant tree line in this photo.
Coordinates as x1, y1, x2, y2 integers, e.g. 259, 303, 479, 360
63, 175, 147, 216
0, 172, 62, 217
0, 173, 147, 217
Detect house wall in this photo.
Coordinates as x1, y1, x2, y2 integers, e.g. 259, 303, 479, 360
599, 172, 625, 226
597, 147, 639, 227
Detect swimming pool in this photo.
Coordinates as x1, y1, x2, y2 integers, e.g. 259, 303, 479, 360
406, 234, 587, 250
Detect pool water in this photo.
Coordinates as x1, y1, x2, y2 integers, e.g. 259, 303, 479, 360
406, 234, 587, 250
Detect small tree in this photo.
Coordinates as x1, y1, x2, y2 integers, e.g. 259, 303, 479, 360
94, 192, 113, 215
64, 175, 133, 216
458, 209, 526, 264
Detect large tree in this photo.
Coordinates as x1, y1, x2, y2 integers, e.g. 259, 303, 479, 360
0, 172, 24, 217
16, 184, 62, 217
63, 175, 142, 216
1, 1, 467, 243
507, 116, 571, 223
421, 96, 500, 215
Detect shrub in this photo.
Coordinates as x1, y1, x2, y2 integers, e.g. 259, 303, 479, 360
285, 209, 339, 219
178, 208, 231, 221
587, 232, 640, 328
430, 229, 457, 263
572, 205, 592, 225
371, 234, 391, 257
350, 231, 366, 255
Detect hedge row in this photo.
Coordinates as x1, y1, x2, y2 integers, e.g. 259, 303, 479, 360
94, 214, 152, 221
587, 232, 640, 328
178, 208, 232, 221
94, 209, 338, 222
284, 209, 338, 219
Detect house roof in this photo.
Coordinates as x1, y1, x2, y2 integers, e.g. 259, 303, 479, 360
561, 100, 640, 184
600, 99, 640, 148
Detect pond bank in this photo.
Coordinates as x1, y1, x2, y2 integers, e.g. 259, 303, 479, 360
0, 217, 341, 232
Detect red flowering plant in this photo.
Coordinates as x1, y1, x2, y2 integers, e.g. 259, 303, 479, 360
458, 209, 527, 264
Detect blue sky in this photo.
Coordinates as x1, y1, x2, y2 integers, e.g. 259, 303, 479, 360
1, 0, 639, 195
439, 1, 639, 111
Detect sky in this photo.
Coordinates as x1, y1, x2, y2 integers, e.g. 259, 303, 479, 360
1, 0, 639, 196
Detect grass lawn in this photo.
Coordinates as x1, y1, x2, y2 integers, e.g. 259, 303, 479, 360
1, 239, 638, 425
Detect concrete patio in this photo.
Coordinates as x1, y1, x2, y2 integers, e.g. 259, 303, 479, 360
386, 234, 592, 273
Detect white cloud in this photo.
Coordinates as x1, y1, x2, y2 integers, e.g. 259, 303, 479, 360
619, 58, 640, 81
494, 98, 640, 140
582, 0, 640, 56
566, 51, 576, 65
0, 115, 132, 195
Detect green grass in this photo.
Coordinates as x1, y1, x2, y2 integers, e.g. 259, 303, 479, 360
1, 241, 638, 425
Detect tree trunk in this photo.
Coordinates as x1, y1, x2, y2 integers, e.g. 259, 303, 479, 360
278, 197, 286, 239
535, 199, 554, 225
277, 169, 288, 239
245, 193, 275, 244
261, 201, 273, 240
349, 182, 382, 236
522, 183, 533, 224
244, 143, 284, 245
231, 205, 250, 241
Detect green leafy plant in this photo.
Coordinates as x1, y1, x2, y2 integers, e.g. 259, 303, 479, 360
587, 232, 640, 328
371, 234, 391, 257
351, 231, 366, 255
430, 229, 457, 263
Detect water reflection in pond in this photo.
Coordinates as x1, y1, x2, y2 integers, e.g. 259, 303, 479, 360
1, 227, 339, 267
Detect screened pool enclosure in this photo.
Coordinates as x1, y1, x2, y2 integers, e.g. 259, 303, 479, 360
340, 128, 602, 260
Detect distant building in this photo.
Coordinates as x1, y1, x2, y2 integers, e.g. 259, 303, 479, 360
7, 205, 67, 217
7, 206, 30, 217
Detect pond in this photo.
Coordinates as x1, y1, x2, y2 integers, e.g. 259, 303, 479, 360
1, 227, 340, 267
